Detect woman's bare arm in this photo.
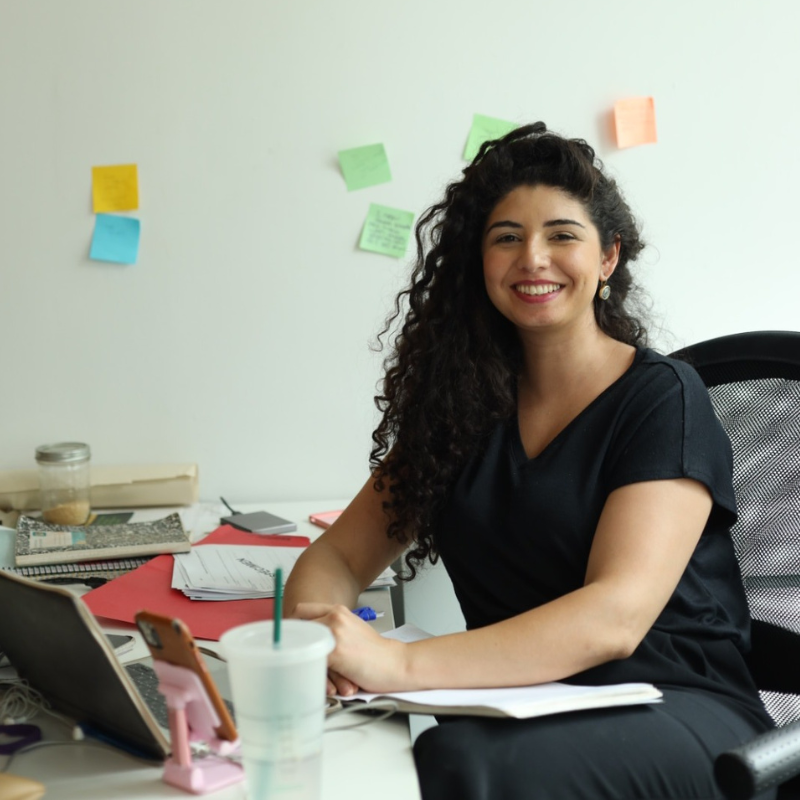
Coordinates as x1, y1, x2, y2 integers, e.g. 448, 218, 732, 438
283, 476, 408, 617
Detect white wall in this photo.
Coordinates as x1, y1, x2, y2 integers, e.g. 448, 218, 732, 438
3, 1, 799, 630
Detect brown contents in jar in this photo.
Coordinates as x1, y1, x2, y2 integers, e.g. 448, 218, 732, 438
42, 501, 91, 526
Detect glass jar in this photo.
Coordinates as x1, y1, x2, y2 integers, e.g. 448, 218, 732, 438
35, 442, 92, 525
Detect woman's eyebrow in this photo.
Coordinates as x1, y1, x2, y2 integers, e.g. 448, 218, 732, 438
485, 220, 523, 234
544, 218, 585, 229
485, 217, 586, 235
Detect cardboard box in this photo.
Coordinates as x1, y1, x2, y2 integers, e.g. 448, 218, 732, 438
0, 464, 199, 511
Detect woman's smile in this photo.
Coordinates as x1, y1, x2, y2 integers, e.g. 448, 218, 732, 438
512, 280, 565, 302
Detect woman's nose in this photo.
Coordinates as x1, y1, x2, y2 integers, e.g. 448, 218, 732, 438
517, 238, 549, 271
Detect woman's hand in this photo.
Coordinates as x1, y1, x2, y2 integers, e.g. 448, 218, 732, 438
293, 602, 409, 696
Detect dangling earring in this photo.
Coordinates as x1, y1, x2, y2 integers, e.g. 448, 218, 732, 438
598, 280, 611, 301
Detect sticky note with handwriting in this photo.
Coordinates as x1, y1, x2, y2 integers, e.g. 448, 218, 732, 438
90, 214, 141, 265
92, 164, 139, 213
613, 98, 657, 149
338, 143, 392, 191
463, 114, 518, 161
359, 203, 414, 259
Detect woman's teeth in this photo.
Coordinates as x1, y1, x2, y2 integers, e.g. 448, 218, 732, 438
515, 283, 561, 296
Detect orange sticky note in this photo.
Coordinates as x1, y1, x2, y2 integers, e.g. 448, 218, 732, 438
613, 98, 657, 149
92, 164, 139, 213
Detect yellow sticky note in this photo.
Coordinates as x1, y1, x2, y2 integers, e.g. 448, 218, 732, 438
92, 164, 139, 213
613, 98, 657, 149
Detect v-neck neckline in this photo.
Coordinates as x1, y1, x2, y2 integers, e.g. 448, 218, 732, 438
511, 347, 646, 465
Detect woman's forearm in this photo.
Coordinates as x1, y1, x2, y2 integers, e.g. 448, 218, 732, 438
284, 538, 362, 617
400, 583, 633, 691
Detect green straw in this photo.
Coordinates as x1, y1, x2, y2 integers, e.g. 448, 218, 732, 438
273, 567, 283, 648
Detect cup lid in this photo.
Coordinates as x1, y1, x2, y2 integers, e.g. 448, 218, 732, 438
220, 620, 334, 664
35, 442, 91, 464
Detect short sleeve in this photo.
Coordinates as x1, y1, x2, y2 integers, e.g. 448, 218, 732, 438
603, 358, 738, 526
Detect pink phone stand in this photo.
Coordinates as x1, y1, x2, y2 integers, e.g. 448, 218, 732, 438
153, 660, 244, 794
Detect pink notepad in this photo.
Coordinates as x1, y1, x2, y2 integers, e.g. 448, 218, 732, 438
308, 510, 343, 529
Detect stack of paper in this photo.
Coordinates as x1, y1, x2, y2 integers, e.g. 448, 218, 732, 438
172, 545, 395, 600
172, 545, 302, 600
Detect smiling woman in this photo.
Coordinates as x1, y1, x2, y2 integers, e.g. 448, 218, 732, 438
481, 185, 621, 336
284, 123, 777, 800
368, 123, 649, 571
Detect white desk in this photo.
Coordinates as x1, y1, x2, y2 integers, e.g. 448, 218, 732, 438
4, 500, 422, 799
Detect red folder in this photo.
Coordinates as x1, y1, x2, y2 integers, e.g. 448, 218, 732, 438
83, 525, 309, 641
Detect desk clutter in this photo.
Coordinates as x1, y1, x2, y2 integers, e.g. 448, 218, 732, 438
0, 499, 396, 640
0, 535, 377, 799
83, 525, 312, 640
0, 493, 410, 798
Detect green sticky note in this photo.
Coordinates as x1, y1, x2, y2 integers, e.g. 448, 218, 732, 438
338, 143, 392, 191
463, 114, 518, 161
359, 203, 415, 259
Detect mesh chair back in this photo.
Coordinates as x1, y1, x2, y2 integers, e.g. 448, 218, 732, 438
671, 331, 800, 726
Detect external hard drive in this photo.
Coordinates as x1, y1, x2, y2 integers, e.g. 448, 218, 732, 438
219, 510, 298, 534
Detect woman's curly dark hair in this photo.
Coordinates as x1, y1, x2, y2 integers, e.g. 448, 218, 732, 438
370, 122, 648, 579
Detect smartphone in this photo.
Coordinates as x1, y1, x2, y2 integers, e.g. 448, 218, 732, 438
134, 610, 237, 741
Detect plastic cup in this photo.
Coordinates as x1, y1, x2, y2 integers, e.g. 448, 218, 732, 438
220, 620, 335, 800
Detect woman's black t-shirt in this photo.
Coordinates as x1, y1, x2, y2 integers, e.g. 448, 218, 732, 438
436, 348, 771, 724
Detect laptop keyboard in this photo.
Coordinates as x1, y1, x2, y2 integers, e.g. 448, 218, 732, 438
125, 662, 235, 730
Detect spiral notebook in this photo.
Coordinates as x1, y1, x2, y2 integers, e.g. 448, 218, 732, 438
2, 557, 151, 582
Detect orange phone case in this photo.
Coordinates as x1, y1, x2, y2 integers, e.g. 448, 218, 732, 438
135, 609, 237, 741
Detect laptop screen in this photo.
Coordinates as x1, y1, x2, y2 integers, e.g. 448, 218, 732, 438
0, 570, 168, 760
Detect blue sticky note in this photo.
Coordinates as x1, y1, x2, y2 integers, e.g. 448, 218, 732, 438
90, 214, 141, 265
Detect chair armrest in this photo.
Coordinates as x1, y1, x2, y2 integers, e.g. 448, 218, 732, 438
715, 721, 800, 800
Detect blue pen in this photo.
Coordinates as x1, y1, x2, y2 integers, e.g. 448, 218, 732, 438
352, 606, 383, 621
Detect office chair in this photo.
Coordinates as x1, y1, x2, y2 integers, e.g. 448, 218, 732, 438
670, 331, 800, 800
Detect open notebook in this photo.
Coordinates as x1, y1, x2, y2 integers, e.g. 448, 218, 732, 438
0, 570, 231, 760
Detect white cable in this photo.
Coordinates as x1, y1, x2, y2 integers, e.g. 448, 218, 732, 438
0, 678, 74, 729
325, 700, 399, 732
0, 679, 42, 723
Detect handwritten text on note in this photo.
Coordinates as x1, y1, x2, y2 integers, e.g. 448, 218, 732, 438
359, 203, 414, 259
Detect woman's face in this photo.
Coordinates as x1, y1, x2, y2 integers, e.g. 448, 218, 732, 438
481, 184, 619, 337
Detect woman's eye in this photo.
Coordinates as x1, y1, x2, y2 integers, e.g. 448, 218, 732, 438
551, 232, 576, 242
495, 233, 519, 243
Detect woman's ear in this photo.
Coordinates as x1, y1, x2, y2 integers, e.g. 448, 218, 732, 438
600, 235, 621, 280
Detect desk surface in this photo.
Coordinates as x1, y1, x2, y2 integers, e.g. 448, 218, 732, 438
4, 500, 422, 800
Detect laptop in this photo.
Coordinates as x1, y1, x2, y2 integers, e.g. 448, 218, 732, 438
0, 569, 232, 761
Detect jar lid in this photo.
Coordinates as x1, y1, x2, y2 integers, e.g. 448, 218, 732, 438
35, 442, 91, 464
